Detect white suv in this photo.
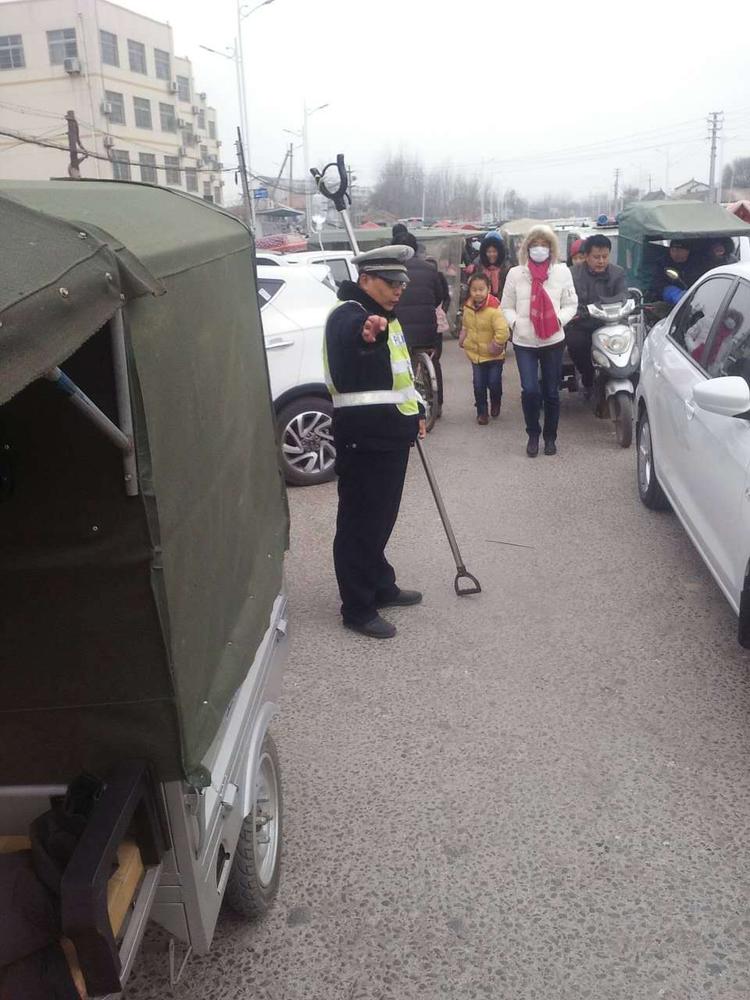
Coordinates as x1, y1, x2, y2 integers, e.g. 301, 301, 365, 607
636, 263, 750, 644
257, 264, 338, 486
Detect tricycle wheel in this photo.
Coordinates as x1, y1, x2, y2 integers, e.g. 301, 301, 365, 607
224, 733, 283, 919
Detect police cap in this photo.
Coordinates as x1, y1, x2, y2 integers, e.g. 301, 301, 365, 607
353, 244, 414, 284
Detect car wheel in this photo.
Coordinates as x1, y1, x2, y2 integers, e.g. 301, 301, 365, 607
277, 396, 336, 487
224, 733, 282, 919
636, 407, 670, 510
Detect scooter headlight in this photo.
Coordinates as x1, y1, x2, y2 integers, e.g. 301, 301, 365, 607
600, 333, 630, 354
592, 349, 610, 367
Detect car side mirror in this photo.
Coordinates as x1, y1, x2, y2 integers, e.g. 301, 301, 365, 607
693, 376, 750, 417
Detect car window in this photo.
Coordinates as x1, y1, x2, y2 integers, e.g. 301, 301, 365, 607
705, 280, 750, 382
669, 276, 733, 368
257, 278, 283, 309
314, 258, 349, 287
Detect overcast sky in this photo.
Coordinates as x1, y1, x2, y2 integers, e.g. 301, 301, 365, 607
37, 0, 750, 204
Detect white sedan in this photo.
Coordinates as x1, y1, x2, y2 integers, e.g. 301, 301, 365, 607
636, 262, 750, 645
257, 264, 338, 486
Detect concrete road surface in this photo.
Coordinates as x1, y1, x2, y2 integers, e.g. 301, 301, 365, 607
127, 340, 750, 1000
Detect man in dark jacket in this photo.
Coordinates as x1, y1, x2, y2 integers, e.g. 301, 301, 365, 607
394, 232, 446, 411
324, 245, 426, 639
566, 234, 627, 397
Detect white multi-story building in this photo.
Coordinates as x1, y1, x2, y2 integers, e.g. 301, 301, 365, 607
0, 0, 224, 203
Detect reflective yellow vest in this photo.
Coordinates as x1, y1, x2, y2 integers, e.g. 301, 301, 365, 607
323, 304, 420, 417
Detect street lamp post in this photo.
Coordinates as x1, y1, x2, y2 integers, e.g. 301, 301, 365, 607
202, 0, 275, 230
301, 101, 329, 230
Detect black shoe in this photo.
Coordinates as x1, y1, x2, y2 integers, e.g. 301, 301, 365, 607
490, 400, 501, 418
544, 439, 557, 456
526, 435, 539, 457
344, 614, 396, 639
377, 589, 423, 609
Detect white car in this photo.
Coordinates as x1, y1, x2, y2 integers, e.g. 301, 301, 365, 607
282, 250, 357, 289
636, 262, 750, 644
257, 264, 338, 486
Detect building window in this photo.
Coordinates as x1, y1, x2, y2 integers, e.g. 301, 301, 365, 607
176, 75, 190, 102
200, 144, 208, 162
127, 39, 146, 74
159, 103, 177, 133
104, 90, 126, 125
214, 186, 222, 205
100, 30, 118, 66
208, 119, 216, 140
197, 109, 206, 131
164, 155, 181, 185
47, 28, 77, 65
203, 181, 213, 202
139, 153, 157, 183
185, 167, 198, 192
112, 149, 131, 182
133, 97, 152, 129
0, 35, 25, 70
182, 130, 195, 148
154, 48, 170, 81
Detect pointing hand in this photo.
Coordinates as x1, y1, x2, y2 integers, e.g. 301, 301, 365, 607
362, 315, 387, 343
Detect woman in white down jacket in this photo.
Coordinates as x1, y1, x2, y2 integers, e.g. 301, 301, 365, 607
501, 226, 578, 456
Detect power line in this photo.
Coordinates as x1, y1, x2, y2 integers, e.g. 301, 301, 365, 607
0, 125, 236, 176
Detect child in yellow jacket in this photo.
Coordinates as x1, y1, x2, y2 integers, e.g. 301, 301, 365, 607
459, 273, 510, 424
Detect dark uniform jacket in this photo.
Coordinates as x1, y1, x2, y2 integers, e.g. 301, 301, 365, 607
568, 262, 628, 333
394, 257, 444, 350
326, 281, 421, 452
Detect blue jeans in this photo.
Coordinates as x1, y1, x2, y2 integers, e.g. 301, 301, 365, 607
471, 360, 504, 416
514, 343, 565, 441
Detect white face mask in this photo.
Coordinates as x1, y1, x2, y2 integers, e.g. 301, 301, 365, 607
528, 245, 551, 263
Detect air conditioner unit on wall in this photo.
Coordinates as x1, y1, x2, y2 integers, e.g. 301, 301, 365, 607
177, 118, 188, 128
64, 57, 82, 74
103, 135, 115, 148
100, 101, 113, 116
169, 81, 178, 93
177, 146, 186, 158
191, 105, 200, 115
198, 92, 206, 101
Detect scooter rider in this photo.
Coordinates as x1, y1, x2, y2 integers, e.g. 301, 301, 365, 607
324, 245, 426, 639
650, 239, 706, 304
565, 234, 627, 399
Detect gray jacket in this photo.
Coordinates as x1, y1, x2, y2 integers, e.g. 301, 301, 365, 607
568, 263, 627, 332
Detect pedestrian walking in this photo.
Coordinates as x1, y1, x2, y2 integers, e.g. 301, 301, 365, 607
394, 233, 447, 414
323, 245, 426, 639
500, 225, 578, 456
459, 273, 510, 424
469, 232, 509, 300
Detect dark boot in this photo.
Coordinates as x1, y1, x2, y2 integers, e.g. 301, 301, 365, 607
526, 434, 539, 457
377, 589, 423, 608
544, 439, 557, 456
490, 399, 501, 418
344, 614, 396, 639
477, 413, 489, 426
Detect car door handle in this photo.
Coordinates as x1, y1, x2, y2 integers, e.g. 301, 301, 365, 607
266, 338, 295, 350
685, 400, 696, 420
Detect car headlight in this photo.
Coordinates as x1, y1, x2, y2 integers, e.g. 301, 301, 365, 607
601, 333, 631, 354
592, 349, 610, 367
630, 343, 641, 366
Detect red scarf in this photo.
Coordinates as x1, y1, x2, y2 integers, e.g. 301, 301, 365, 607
527, 259, 559, 340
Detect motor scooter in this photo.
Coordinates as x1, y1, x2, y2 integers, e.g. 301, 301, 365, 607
587, 297, 641, 448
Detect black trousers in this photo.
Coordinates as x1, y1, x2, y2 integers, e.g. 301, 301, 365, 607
333, 444, 410, 624
565, 325, 595, 388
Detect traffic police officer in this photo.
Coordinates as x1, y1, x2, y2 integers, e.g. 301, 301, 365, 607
324, 245, 426, 638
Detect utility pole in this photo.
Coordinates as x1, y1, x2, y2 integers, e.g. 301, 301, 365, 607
647, 172, 652, 194
707, 111, 724, 204
235, 127, 253, 229
65, 110, 86, 179
613, 167, 621, 216
288, 143, 294, 208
